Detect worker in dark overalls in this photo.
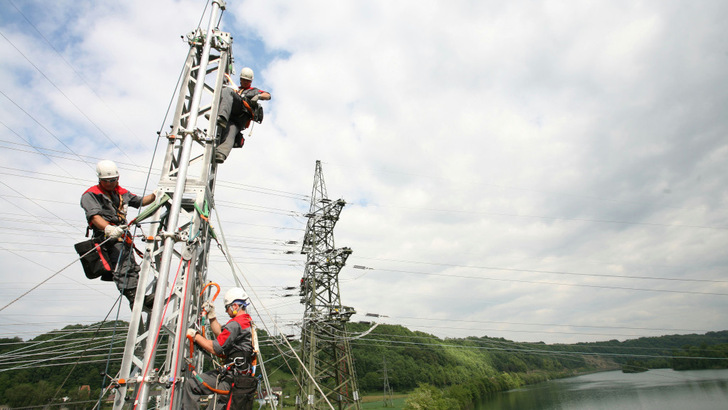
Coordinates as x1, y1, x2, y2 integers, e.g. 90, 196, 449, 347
184, 287, 258, 409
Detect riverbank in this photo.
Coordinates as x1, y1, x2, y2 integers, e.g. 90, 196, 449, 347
475, 368, 728, 409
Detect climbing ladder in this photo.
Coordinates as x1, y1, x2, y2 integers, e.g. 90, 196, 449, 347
112, 1, 234, 408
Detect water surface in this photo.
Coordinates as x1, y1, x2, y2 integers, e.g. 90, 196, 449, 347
476, 369, 728, 410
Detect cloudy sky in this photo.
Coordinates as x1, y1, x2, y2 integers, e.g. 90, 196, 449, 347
0, 0, 726, 346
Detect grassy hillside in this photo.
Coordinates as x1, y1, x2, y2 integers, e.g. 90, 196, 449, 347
2, 321, 727, 408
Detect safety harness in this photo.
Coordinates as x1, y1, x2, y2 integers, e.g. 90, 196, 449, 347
185, 284, 259, 408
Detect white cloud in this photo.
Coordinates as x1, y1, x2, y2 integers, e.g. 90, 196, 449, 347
0, 0, 726, 347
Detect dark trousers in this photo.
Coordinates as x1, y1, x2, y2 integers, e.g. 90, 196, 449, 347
217, 88, 251, 158
102, 240, 140, 293
181, 371, 231, 410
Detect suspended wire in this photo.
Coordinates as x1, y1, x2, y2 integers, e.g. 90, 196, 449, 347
354, 256, 728, 284
216, 199, 304, 217
0, 141, 310, 199
213, 207, 336, 410
0, 139, 120, 168
362, 203, 728, 231
0, 89, 93, 172
0, 308, 714, 344
0, 181, 81, 233
322, 161, 728, 216
0, 357, 125, 373
0, 121, 76, 178
0, 30, 136, 164
216, 180, 309, 201
0, 236, 118, 312
48, 298, 122, 403
376, 323, 667, 340
6, 0, 147, 147
0, 165, 88, 186
0, 163, 307, 217
0, 322, 124, 359
361, 266, 728, 296
97, 295, 128, 407
350, 336, 728, 362
0, 2, 306, 404
389, 314, 713, 334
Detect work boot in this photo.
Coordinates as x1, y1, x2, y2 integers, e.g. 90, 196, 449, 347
123, 289, 155, 311
218, 115, 228, 128
143, 293, 155, 310
123, 289, 137, 309
215, 152, 227, 163
202, 113, 228, 130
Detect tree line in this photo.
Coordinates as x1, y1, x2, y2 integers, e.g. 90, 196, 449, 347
1, 322, 727, 409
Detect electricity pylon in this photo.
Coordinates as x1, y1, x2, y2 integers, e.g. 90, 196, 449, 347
297, 161, 361, 410
112, 2, 235, 409
382, 356, 394, 407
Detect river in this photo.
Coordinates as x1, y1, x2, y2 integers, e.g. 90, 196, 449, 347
475, 369, 728, 410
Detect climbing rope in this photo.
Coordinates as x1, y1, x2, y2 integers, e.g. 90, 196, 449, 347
132, 258, 190, 410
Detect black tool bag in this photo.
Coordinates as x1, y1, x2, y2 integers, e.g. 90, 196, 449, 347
226, 374, 257, 410
74, 239, 114, 281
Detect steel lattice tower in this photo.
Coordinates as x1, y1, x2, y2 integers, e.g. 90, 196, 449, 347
382, 356, 394, 407
297, 161, 361, 410
111, 2, 248, 409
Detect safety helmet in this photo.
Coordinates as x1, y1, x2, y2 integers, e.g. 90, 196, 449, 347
223, 287, 249, 307
96, 160, 119, 179
239, 67, 254, 82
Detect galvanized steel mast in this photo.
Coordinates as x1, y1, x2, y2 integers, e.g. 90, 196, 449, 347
113, 1, 233, 408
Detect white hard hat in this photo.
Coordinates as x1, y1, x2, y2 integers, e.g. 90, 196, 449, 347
96, 160, 119, 179
224, 287, 249, 307
239, 67, 254, 81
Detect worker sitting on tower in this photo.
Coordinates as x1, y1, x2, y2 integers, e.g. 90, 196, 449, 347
215, 67, 271, 163
79, 160, 156, 310
184, 288, 258, 409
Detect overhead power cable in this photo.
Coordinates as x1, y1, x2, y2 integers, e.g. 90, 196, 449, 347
350, 337, 728, 362
322, 161, 728, 216
0, 29, 136, 164
7, 0, 147, 147
365, 203, 728, 231
355, 265, 728, 296
0, 121, 76, 178
0, 146, 308, 199
0, 236, 118, 312
391, 314, 712, 333
354, 256, 727, 284
356, 330, 723, 354
0, 89, 93, 172
213, 207, 335, 409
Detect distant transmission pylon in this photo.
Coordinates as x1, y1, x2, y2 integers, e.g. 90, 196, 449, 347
382, 356, 394, 407
297, 160, 361, 410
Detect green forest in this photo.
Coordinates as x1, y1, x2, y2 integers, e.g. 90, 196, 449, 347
1, 322, 727, 409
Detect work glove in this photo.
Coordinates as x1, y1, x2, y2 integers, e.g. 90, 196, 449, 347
249, 94, 260, 103
202, 301, 216, 321
186, 328, 197, 339
104, 225, 125, 239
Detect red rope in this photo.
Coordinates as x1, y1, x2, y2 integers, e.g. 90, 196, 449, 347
168, 260, 193, 408
132, 258, 186, 409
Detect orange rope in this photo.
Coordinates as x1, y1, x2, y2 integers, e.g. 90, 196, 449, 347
186, 333, 230, 395
199, 282, 220, 335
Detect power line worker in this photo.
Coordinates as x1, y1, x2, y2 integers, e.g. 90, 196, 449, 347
215, 67, 271, 163
184, 287, 258, 409
79, 160, 156, 309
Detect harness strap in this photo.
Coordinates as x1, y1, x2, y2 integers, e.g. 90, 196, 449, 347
115, 191, 127, 224
186, 334, 231, 395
